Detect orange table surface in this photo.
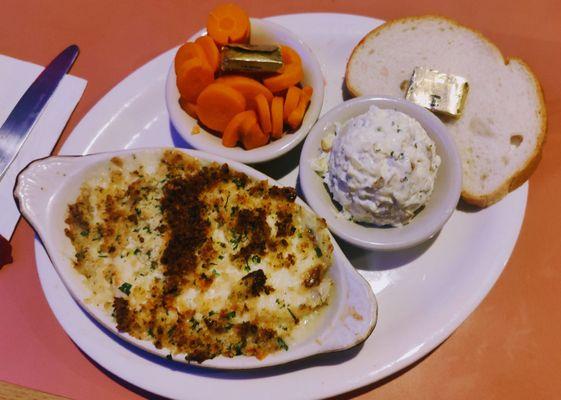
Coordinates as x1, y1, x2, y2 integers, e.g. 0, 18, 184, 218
1, 1, 560, 399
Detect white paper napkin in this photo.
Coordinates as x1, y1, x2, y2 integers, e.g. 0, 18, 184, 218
0, 54, 87, 239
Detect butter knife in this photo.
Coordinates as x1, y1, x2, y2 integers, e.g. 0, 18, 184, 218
0, 45, 79, 181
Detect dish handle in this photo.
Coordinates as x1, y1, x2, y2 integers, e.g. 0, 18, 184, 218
13, 155, 81, 237
319, 259, 378, 353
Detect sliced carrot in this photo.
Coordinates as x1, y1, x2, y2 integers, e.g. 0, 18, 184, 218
179, 98, 199, 119
241, 119, 269, 150
263, 64, 303, 93
223, 110, 255, 147
196, 82, 246, 132
206, 3, 250, 46
271, 96, 284, 139
176, 57, 215, 102
195, 35, 220, 72
254, 94, 272, 135
215, 75, 273, 107
263, 46, 303, 93
174, 42, 209, 74
240, 109, 258, 132
280, 45, 302, 67
288, 86, 313, 130
283, 86, 301, 121
236, 110, 268, 150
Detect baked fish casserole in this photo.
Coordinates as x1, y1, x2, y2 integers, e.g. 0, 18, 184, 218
64, 149, 334, 362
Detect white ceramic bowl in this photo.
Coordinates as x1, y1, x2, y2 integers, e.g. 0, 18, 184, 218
14, 147, 376, 370
299, 96, 462, 251
166, 19, 325, 164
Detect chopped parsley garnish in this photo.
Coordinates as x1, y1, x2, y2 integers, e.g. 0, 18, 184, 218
226, 311, 236, 319
251, 255, 261, 264
208, 310, 215, 316
233, 341, 244, 355
232, 177, 245, 189
314, 247, 323, 257
277, 337, 289, 351
229, 231, 246, 250
133, 248, 141, 255
118, 282, 132, 295
80, 230, 89, 237
218, 255, 224, 260
287, 307, 299, 323
212, 269, 220, 276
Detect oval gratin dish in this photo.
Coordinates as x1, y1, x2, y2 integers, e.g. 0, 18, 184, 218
14, 147, 376, 369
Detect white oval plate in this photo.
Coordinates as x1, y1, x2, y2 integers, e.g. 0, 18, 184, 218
166, 18, 325, 164
16, 147, 376, 369
35, 13, 527, 400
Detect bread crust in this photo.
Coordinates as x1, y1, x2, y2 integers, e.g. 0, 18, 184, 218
345, 15, 547, 207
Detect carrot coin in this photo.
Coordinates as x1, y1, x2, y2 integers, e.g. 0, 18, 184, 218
174, 42, 209, 74
223, 110, 255, 147
254, 94, 272, 134
195, 35, 220, 72
288, 86, 313, 130
176, 57, 214, 103
206, 3, 250, 46
216, 75, 273, 107
283, 86, 301, 121
271, 96, 284, 138
196, 82, 247, 133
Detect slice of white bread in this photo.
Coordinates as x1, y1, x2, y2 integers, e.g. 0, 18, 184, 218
345, 16, 547, 207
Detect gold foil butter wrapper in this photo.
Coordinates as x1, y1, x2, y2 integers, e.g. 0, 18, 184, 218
221, 44, 283, 73
405, 67, 469, 117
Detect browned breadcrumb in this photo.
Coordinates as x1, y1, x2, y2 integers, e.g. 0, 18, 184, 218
65, 150, 333, 362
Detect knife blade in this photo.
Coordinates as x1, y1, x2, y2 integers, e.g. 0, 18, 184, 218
0, 44, 79, 181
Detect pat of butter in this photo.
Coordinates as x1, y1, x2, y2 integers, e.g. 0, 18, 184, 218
220, 44, 283, 73
405, 67, 469, 117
